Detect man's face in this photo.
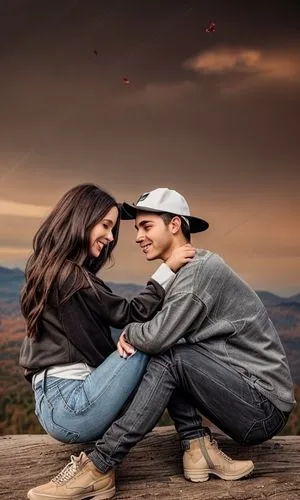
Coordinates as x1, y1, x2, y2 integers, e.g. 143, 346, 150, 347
135, 212, 174, 261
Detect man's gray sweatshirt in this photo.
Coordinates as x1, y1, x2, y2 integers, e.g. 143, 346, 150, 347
126, 249, 295, 412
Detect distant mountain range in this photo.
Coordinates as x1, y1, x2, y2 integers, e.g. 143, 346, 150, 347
1, 265, 299, 311
0, 266, 143, 315
256, 291, 300, 308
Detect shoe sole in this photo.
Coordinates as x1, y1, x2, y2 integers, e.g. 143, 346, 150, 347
184, 462, 254, 482
27, 486, 116, 500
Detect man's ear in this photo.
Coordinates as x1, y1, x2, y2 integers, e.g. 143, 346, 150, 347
170, 216, 182, 235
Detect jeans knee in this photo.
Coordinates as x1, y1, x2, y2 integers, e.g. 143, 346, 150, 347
127, 351, 149, 377
133, 351, 149, 362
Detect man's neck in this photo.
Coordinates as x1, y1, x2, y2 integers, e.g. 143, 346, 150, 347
162, 236, 189, 262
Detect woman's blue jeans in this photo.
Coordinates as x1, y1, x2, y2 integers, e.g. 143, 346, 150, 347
32, 350, 149, 443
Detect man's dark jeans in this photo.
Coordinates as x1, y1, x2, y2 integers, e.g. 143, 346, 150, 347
88, 344, 289, 472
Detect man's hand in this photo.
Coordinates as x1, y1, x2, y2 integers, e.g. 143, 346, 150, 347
117, 331, 136, 358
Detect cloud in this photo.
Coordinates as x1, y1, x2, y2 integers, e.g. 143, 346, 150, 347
0, 200, 50, 218
184, 46, 300, 93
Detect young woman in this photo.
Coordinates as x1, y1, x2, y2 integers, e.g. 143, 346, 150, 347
19, 183, 195, 444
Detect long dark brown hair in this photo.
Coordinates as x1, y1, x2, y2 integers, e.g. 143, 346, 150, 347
20, 183, 120, 338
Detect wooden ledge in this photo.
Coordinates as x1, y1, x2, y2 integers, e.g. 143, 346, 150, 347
1, 427, 300, 499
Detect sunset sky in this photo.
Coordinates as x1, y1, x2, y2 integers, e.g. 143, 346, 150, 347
0, 1, 299, 296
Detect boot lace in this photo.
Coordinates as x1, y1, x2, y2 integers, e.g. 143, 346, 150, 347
211, 439, 233, 462
52, 453, 85, 485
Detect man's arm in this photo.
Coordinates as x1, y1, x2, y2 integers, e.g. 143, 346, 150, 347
125, 290, 205, 354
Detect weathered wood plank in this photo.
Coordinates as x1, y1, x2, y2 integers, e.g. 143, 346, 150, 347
0, 427, 299, 499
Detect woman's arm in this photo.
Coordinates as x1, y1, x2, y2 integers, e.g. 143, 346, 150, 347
80, 244, 196, 328
80, 263, 174, 329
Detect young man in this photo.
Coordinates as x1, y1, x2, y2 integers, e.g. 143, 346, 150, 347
28, 188, 295, 500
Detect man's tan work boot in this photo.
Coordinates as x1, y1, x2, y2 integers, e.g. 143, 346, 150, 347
183, 435, 254, 482
27, 452, 115, 500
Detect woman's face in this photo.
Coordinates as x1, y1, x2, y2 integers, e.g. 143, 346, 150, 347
89, 206, 119, 258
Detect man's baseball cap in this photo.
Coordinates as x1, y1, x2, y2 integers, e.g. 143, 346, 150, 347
120, 188, 209, 233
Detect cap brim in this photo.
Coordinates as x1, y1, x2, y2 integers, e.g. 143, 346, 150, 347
120, 202, 209, 233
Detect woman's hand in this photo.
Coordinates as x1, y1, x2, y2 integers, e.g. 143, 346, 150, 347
117, 331, 136, 358
165, 243, 196, 272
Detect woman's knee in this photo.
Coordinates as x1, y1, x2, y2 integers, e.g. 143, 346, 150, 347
127, 350, 149, 374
